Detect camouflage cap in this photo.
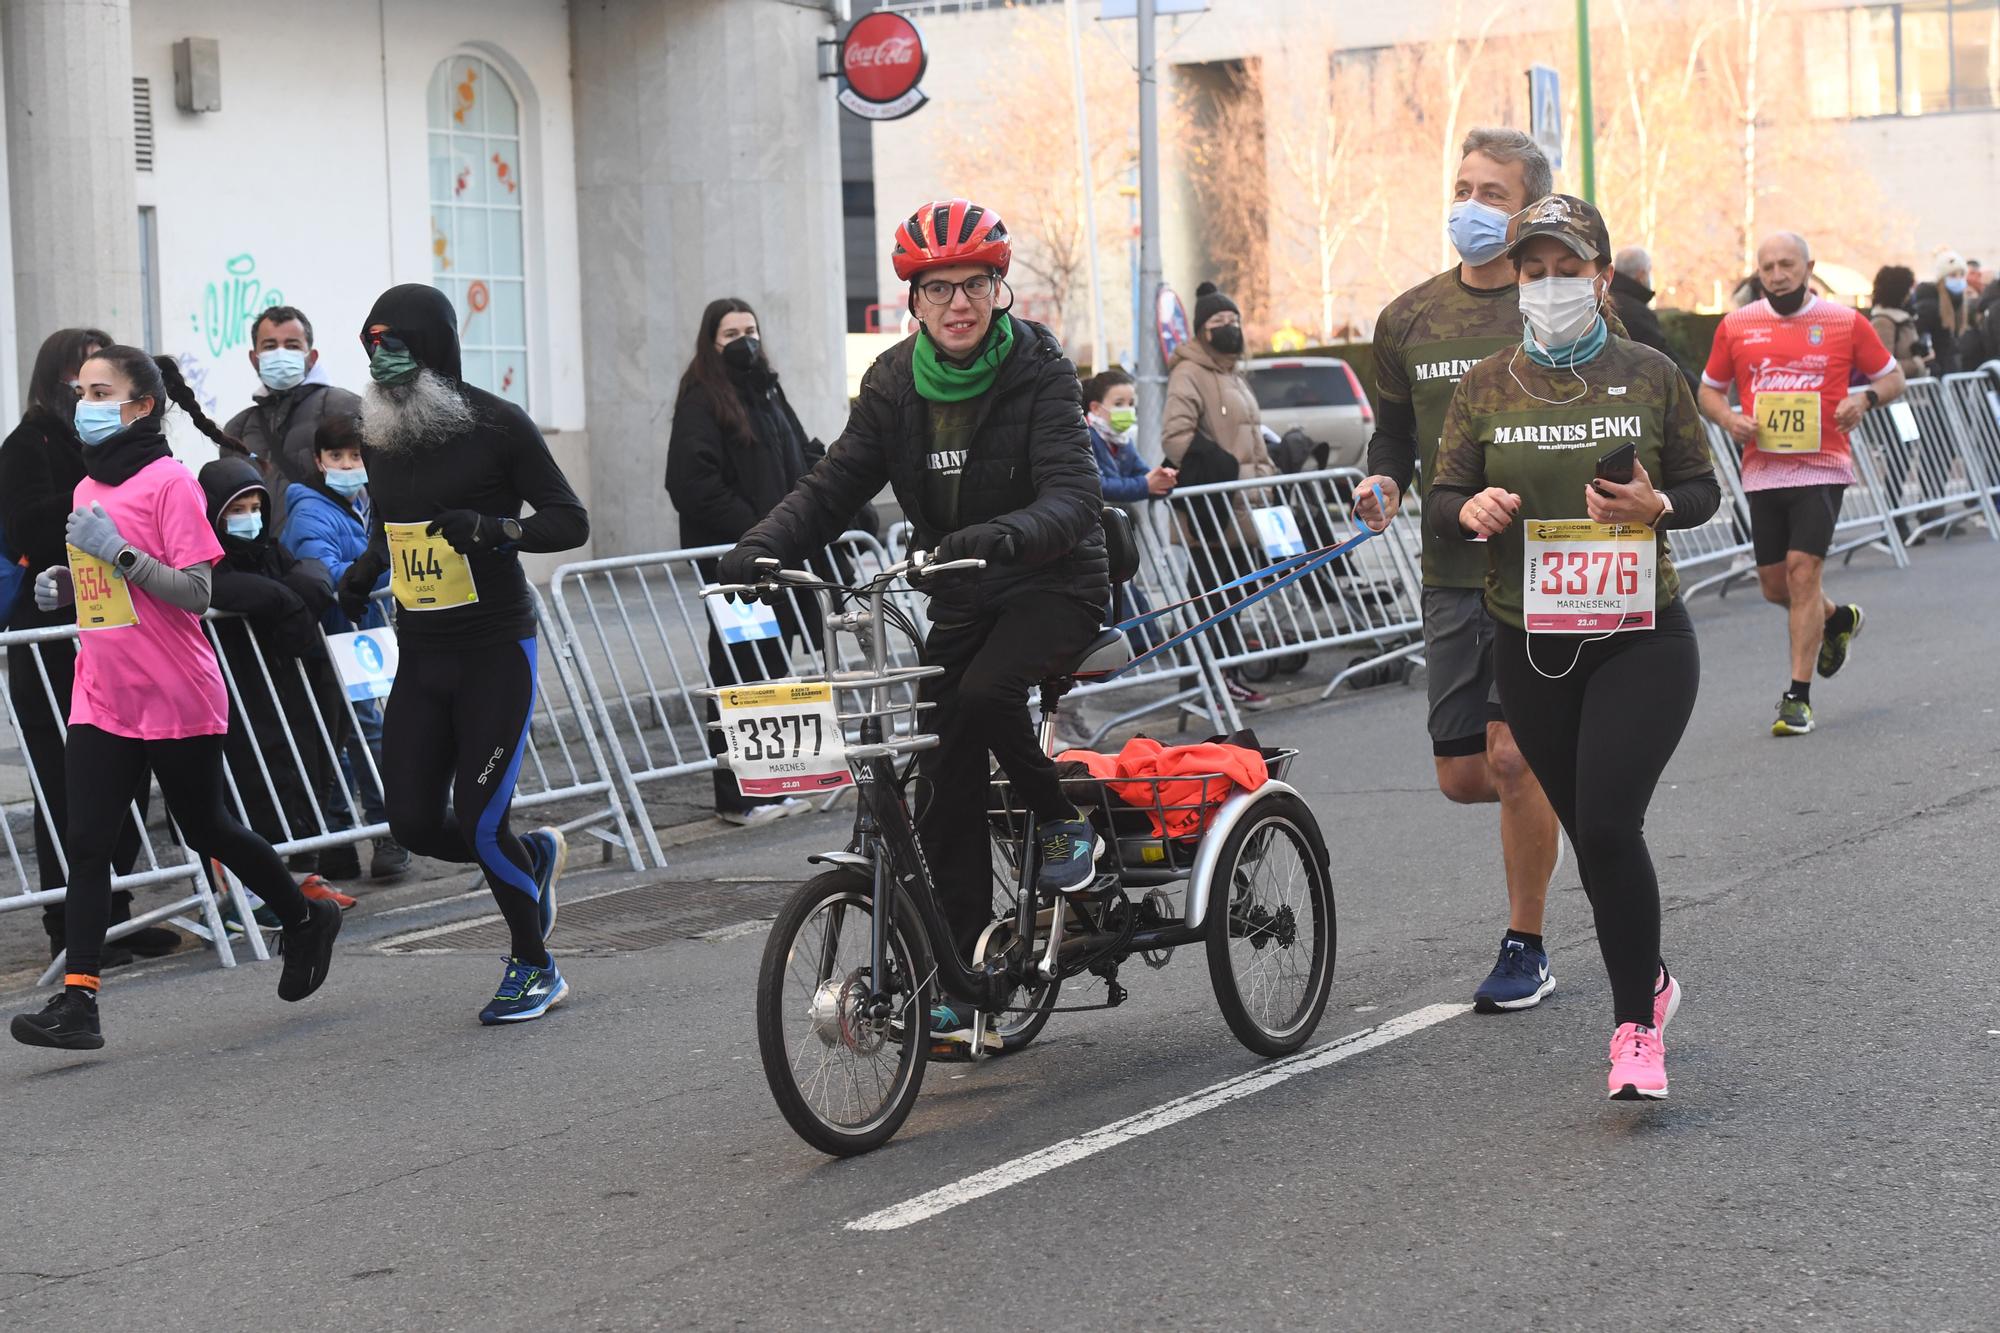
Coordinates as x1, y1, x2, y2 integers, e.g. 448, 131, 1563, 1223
1507, 194, 1611, 262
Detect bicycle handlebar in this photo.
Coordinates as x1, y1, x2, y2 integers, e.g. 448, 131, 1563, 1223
701, 552, 986, 600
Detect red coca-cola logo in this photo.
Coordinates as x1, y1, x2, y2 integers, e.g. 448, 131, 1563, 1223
842, 12, 926, 105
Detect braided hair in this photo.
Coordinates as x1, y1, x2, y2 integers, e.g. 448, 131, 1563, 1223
84, 345, 247, 455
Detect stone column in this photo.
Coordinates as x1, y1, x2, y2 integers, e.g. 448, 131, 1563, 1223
1, 0, 143, 384
570, 0, 847, 558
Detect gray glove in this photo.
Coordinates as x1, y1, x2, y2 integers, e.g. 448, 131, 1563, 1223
66, 503, 128, 565
33, 565, 72, 611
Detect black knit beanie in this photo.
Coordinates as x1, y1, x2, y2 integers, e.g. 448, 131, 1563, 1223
1193, 281, 1239, 330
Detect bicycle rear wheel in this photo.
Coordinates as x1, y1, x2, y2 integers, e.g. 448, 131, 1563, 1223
756, 869, 933, 1157
1204, 792, 1336, 1056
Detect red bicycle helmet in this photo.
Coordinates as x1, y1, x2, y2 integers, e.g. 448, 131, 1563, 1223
891, 199, 1012, 281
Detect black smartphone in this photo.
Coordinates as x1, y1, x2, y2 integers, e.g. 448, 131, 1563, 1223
1594, 441, 1637, 488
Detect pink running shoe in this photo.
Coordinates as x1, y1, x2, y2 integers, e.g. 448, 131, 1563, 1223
1607, 1022, 1668, 1100
1654, 968, 1682, 1036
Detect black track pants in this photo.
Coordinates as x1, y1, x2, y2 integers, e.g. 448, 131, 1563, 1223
916, 595, 1104, 962
1492, 598, 1700, 1028
62, 725, 308, 978
381, 640, 545, 963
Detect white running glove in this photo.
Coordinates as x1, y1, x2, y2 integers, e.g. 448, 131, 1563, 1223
34, 565, 72, 611
66, 502, 128, 565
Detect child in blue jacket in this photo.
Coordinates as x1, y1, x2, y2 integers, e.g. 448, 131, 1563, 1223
277, 415, 407, 879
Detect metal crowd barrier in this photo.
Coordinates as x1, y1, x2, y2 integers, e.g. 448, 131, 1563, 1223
1669, 424, 1759, 596
1852, 378, 2000, 547
1, 588, 639, 982
1940, 367, 2000, 516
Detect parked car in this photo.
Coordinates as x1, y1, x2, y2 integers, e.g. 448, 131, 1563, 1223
1241, 357, 1373, 469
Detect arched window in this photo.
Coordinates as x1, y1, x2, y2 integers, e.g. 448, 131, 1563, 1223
427, 54, 529, 409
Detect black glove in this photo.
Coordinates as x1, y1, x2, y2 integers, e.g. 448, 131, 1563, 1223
718, 541, 780, 588
426, 509, 507, 554
339, 551, 387, 625
934, 523, 1016, 566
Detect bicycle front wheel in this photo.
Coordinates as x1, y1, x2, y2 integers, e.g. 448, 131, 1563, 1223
756, 869, 933, 1157
1204, 792, 1336, 1056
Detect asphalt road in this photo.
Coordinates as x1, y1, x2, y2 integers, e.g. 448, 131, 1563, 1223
2, 537, 1996, 1332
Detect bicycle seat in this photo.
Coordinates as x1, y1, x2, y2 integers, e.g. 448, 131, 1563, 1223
1062, 627, 1133, 680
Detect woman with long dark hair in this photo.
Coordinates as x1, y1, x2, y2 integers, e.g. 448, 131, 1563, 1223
665, 297, 825, 825
0, 328, 170, 963
9, 347, 342, 1052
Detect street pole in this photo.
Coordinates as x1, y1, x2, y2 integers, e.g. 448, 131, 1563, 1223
1063, 0, 1108, 375
1135, 0, 1165, 465
1576, 0, 1596, 204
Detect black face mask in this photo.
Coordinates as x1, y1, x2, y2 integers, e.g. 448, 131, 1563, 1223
1767, 284, 1810, 316
722, 336, 761, 371
1207, 325, 1244, 356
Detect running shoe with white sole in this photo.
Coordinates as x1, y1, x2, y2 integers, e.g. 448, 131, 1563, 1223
1817, 603, 1864, 679
1772, 695, 1814, 736
522, 826, 567, 942
1036, 818, 1102, 896
478, 956, 569, 1025
717, 797, 810, 827
1608, 1021, 1668, 1100
1654, 968, 1682, 1035
1472, 936, 1555, 1012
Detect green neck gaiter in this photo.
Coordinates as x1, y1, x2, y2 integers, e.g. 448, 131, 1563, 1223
912, 316, 1014, 403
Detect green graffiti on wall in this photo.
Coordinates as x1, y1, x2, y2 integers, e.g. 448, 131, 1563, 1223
191, 253, 285, 358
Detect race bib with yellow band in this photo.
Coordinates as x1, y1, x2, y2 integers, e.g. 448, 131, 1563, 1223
1754, 391, 1822, 454
67, 544, 138, 631
1522, 520, 1656, 634
385, 521, 479, 611
716, 680, 852, 798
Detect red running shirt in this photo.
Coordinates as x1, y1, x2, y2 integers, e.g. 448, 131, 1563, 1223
1701, 295, 1896, 492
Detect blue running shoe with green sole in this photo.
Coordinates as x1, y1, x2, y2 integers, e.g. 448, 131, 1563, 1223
478, 956, 568, 1025
522, 827, 567, 942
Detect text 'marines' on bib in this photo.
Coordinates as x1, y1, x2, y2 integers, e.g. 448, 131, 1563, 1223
1754, 390, 1822, 454
1522, 520, 1656, 634
67, 544, 138, 631
385, 520, 479, 611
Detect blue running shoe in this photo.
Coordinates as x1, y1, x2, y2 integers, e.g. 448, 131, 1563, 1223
522, 827, 567, 942
478, 956, 569, 1025
1473, 936, 1555, 1013
1035, 818, 1102, 896
926, 1002, 1001, 1059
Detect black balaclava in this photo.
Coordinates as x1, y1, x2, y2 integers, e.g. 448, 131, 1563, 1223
361, 283, 463, 383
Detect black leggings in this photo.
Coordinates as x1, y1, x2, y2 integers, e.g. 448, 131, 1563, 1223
381, 640, 544, 963
63, 725, 309, 978
1492, 598, 1700, 1028
916, 595, 1104, 961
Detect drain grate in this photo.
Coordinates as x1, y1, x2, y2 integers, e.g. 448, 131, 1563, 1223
379, 881, 797, 954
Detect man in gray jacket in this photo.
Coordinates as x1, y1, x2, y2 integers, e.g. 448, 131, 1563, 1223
226, 305, 362, 504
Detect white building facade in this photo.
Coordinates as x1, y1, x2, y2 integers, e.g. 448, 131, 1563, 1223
0, 0, 850, 564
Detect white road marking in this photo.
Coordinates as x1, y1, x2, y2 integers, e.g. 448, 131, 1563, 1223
847, 1002, 1470, 1232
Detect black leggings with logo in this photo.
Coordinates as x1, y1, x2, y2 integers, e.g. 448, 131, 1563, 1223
1492, 598, 1699, 1028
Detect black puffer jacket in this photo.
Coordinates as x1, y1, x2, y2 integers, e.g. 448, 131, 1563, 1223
0, 407, 86, 630
741, 316, 1107, 621
665, 367, 820, 549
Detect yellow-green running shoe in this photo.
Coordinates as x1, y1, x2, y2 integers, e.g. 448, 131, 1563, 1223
1772, 695, 1815, 736
1817, 604, 1864, 678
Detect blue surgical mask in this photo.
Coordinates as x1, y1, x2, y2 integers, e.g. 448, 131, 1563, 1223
74, 399, 130, 446
1945, 276, 1968, 296
1448, 199, 1513, 266
323, 466, 368, 496
257, 347, 308, 392
225, 512, 264, 541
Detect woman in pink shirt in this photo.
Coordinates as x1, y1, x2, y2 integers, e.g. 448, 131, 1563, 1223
9, 346, 342, 1053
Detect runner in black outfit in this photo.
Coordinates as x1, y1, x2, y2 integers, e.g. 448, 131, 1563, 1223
338, 285, 588, 1025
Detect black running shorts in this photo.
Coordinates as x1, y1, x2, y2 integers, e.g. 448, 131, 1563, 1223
1749, 483, 1846, 565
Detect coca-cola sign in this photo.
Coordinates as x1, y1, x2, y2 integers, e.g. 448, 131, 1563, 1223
838, 12, 928, 122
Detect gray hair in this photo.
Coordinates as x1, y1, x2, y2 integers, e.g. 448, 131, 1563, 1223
1460, 127, 1554, 204
1760, 231, 1813, 264
1614, 246, 1652, 277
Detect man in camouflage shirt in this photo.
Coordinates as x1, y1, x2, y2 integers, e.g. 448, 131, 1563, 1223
1353, 128, 1569, 1014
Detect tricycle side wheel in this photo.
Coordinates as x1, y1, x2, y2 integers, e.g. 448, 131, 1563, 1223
1203, 791, 1337, 1057
756, 869, 933, 1157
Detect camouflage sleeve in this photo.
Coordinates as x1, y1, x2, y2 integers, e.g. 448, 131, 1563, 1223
1424, 372, 1487, 542
1371, 302, 1411, 405
1656, 361, 1721, 529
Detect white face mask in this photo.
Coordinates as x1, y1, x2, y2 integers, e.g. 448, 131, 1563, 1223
1519, 275, 1603, 348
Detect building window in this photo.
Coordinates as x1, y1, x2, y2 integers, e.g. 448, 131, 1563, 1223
1806, 1, 2000, 118
427, 54, 529, 409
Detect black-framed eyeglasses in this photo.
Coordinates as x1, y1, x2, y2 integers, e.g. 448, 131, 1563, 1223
916, 274, 998, 307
